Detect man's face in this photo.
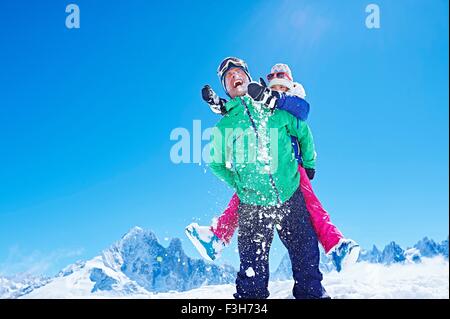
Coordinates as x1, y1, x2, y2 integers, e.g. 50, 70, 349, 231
224, 67, 250, 98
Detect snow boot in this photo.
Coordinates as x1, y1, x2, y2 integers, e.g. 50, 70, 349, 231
328, 238, 360, 272
185, 223, 226, 262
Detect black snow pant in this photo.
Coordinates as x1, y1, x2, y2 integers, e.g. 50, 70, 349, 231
234, 187, 328, 299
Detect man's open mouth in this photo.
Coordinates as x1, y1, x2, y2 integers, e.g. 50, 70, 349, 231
233, 79, 243, 88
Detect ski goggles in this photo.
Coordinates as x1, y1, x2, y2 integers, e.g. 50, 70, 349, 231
217, 57, 248, 78
267, 72, 292, 82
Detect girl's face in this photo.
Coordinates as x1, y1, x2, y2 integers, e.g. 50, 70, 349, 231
270, 84, 289, 93
224, 67, 250, 98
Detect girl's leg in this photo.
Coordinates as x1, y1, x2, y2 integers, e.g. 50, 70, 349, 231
211, 193, 240, 244
298, 165, 343, 254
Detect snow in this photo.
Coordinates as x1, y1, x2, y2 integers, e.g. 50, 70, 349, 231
245, 267, 255, 277
22, 257, 150, 299
20, 257, 448, 299
0, 275, 51, 299
322, 257, 449, 299
12, 227, 235, 299
151, 257, 449, 299
2, 228, 447, 299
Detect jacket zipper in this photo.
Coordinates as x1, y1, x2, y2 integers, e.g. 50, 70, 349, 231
239, 97, 282, 206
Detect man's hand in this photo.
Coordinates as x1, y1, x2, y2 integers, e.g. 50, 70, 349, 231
201, 85, 227, 115
247, 82, 280, 109
305, 168, 315, 180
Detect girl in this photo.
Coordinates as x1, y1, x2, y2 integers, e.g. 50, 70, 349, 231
186, 62, 360, 272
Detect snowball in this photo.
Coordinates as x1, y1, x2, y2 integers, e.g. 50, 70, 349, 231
245, 267, 256, 277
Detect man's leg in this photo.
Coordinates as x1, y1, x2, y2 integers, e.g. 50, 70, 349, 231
277, 187, 329, 299
234, 203, 275, 299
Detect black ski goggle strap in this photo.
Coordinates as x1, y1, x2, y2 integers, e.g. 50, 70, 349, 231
217, 58, 248, 78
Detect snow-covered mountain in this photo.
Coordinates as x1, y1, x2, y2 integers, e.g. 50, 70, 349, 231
101, 226, 235, 292
2, 227, 235, 299
358, 244, 382, 263
359, 237, 448, 264
15, 255, 450, 299
1, 229, 448, 299
0, 274, 51, 299
414, 236, 449, 258
272, 237, 449, 281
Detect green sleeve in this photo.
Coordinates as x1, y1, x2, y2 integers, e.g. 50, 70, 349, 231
208, 126, 237, 190
286, 115, 316, 169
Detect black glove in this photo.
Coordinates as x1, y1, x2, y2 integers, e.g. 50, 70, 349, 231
247, 82, 280, 109
201, 85, 227, 115
305, 168, 315, 180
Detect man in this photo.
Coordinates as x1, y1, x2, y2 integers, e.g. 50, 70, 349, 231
208, 57, 329, 299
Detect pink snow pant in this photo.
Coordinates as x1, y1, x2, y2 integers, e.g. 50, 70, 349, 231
211, 165, 343, 253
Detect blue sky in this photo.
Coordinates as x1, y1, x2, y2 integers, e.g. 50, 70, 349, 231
0, 0, 448, 276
